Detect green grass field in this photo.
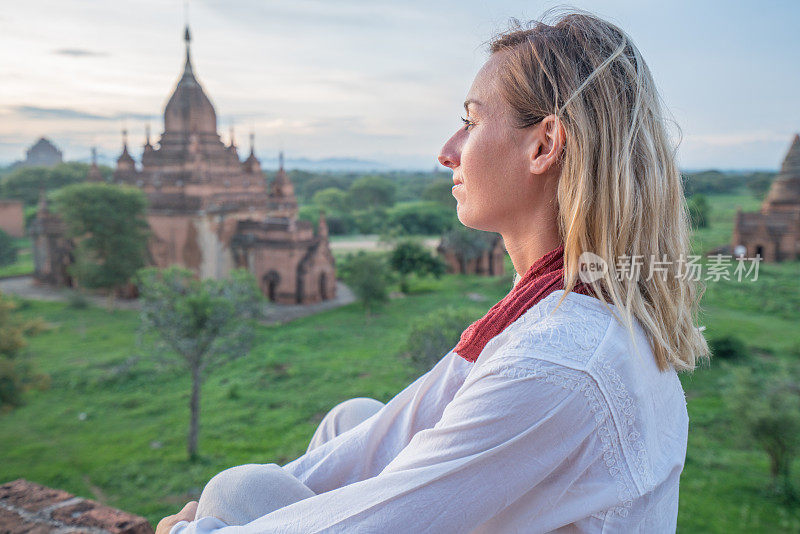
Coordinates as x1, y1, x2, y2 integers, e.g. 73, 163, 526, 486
1, 192, 799, 532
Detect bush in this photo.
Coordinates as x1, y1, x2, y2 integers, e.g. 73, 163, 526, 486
709, 335, 747, 361
401, 307, 478, 373
67, 291, 90, 309
0, 293, 49, 411
389, 240, 446, 293
338, 251, 394, 317
0, 229, 17, 267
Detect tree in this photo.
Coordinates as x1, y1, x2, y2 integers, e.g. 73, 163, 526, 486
135, 266, 264, 460
0, 229, 17, 267
338, 251, 394, 319
0, 292, 48, 411
312, 187, 350, 213
348, 175, 396, 208
440, 226, 496, 273
386, 201, 457, 235
687, 194, 709, 229
389, 239, 446, 293
421, 178, 457, 209
52, 183, 150, 300
0, 162, 111, 206
400, 306, 478, 373
725, 359, 800, 501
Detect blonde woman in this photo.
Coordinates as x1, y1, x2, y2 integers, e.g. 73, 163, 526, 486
161, 9, 709, 534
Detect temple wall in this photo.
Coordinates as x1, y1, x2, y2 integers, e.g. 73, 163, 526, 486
0, 200, 24, 238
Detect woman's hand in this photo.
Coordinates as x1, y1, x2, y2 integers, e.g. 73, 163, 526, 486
156, 501, 198, 534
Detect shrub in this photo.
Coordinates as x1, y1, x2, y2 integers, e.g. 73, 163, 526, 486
338, 251, 394, 317
401, 307, 478, 373
0, 293, 48, 411
709, 335, 747, 361
389, 239, 446, 293
67, 291, 90, 309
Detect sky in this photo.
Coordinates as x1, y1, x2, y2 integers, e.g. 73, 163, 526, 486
0, 0, 798, 170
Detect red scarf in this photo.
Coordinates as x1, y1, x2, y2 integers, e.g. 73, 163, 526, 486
453, 243, 597, 363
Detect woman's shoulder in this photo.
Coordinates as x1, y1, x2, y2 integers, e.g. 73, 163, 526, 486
473, 289, 614, 372
471, 289, 689, 498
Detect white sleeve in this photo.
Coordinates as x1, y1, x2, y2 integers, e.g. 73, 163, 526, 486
169, 357, 606, 534
279, 351, 471, 495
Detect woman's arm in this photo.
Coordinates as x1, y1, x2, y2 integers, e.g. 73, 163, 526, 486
279, 350, 472, 495
169, 357, 616, 534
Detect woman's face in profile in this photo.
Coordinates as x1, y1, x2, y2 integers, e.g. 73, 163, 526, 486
438, 51, 535, 234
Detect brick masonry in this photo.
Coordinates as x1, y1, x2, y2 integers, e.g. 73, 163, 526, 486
0, 479, 153, 534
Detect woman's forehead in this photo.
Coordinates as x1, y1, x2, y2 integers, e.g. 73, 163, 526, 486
466, 54, 507, 111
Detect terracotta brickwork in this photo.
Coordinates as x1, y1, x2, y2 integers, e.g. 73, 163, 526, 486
0, 200, 24, 238
732, 134, 800, 262
0, 478, 153, 534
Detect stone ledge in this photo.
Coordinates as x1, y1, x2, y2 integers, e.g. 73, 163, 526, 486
0, 479, 153, 534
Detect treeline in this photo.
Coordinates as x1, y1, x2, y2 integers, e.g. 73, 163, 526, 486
682, 169, 776, 199
271, 170, 459, 236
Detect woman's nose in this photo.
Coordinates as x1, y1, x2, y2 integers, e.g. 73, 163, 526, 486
438, 135, 461, 169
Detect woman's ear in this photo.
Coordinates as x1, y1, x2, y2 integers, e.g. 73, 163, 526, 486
529, 115, 566, 175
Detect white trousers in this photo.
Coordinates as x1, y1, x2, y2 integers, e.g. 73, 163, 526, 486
194, 397, 385, 526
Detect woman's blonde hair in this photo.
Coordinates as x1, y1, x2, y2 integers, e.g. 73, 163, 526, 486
493, 8, 709, 373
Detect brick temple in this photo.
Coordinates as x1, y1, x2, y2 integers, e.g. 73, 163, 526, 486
732, 134, 800, 262
12, 137, 63, 169
32, 26, 336, 304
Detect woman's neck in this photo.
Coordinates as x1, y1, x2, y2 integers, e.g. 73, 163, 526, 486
501, 218, 562, 280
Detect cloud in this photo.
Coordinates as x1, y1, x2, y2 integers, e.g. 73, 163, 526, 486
10, 105, 152, 122
52, 48, 109, 57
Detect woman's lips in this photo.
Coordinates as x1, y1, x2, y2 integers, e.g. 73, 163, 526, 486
453, 177, 463, 185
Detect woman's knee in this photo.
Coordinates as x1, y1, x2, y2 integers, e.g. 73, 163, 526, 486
196, 463, 314, 525
307, 397, 385, 453
329, 397, 385, 432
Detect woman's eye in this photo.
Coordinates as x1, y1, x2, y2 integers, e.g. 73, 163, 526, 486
460, 116, 474, 131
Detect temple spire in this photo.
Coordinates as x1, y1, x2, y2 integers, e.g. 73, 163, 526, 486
242, 132, 261, 174
182, 24, 194, 78
145, 124, 152, 146
317, 209, 329, 238
279, 150, 284, 169
117, 128, 136, 171
87, 146, 103, 182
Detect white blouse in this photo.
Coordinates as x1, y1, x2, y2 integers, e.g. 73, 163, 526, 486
171, 289, 689, 533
